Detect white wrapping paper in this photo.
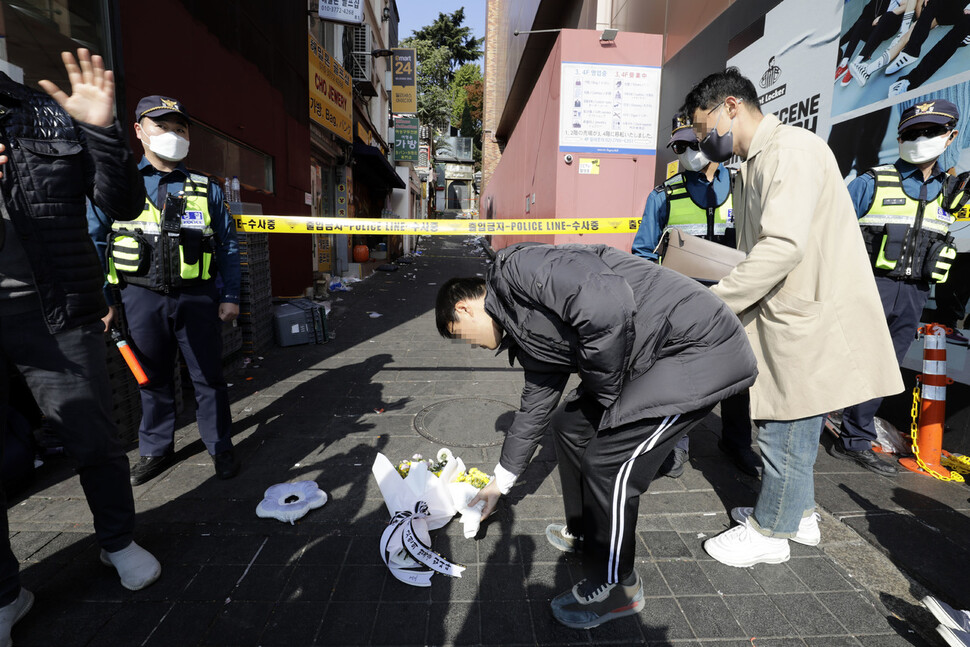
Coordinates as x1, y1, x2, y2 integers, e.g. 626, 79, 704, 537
371, 449, 487, 586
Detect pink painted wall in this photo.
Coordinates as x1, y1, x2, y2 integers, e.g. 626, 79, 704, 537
483, 29, 663, 251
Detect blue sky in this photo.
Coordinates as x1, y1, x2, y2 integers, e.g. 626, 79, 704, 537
396, 0, 486, 68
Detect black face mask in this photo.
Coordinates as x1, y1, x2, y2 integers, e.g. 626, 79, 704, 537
698, 103, 736, 163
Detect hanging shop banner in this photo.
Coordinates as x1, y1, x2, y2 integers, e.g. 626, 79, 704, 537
309, 34, 353, 142
335, 166, 349, 218
394, 117, 420, 163
235, 215, 644, 236
391, 48, 418, 114
317, 0, 363, 25
559, 62, 661, 155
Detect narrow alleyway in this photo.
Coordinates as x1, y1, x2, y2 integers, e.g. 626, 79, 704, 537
5, 235, 959, 646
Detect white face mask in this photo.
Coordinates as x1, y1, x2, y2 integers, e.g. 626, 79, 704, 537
899, 133, 949, 165
678, 147, 711, 173
147, 131, 190, 162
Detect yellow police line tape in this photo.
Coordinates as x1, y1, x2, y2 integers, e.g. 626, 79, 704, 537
234, 215, 643, 235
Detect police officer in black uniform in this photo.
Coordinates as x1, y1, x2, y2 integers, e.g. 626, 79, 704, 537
95, 96, 241, 485
834, 99, 961, 476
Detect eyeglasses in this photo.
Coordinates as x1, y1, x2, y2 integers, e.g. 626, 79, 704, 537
899, 124, 951, 141
671, 140, 700, 155
691, 99, 740, 137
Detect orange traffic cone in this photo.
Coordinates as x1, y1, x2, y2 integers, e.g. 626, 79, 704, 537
899, 323, 955, 479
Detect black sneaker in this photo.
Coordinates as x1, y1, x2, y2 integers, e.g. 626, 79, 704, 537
212, 450, 240, 480
947, 329, 969, 346
545, 523, 583, 553
551, 572, 644, 629
658, 448, 688, 479
130, 455, 174, 486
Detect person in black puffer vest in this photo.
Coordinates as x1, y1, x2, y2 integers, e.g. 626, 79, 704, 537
436, 242, 757, 630
0, 49, 161, 645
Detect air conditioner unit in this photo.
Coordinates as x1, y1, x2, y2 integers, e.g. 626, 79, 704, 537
351, 25, 376, 96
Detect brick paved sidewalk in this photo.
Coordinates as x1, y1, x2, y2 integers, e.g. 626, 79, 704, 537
5, 234, 961, 646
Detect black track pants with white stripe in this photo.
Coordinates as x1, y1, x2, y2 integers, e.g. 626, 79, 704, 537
552, 392, 713, 584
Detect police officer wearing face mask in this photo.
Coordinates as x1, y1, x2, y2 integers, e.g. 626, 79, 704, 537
834, 99, 961, 477
631, 112, 761, 480
94, 95, 242, 486
632, 112, 736, 260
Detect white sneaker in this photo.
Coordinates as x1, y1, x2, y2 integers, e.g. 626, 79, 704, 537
731, 507, 821, 546
0, 588, 33, 647
886, 52, 917, 75
924, 595, 970, 632
704, 517, 790, 567
889, 79, 910, 97
849, 59, 872, 87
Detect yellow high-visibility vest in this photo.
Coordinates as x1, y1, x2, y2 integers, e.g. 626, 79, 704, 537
108, 173, 215, 289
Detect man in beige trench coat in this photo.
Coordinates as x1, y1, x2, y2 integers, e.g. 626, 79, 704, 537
681, 68, 904, 567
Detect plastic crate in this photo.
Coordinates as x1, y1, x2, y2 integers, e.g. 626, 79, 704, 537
272, 299, 328, 346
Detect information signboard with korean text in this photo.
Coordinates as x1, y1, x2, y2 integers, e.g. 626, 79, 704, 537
317, 0, 363, 25
394, 117, 420, 163
559, 62, 661, 155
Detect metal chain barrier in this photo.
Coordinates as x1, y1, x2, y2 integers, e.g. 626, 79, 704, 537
909, 384, 965, 483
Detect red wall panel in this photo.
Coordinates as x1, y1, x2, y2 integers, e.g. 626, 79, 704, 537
484, 29, 663, 252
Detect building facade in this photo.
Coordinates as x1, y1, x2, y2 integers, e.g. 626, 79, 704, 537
481, 0, 739, 250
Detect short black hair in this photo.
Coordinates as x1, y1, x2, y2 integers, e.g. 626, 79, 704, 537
682, 67, 762, 119
435, 277, 486, 338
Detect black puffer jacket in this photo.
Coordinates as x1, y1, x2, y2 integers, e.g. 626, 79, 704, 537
0, 72, 143, 333
485, 242, 757, 476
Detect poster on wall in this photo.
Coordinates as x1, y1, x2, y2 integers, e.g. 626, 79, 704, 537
721, 0, 970, 245
726, 0, 842, 139
832, 0, 970, 122
558, 62, 661, 154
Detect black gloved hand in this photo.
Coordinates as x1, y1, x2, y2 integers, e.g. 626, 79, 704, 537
942, 171, 970, 215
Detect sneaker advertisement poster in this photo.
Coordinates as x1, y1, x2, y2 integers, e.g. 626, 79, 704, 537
725, 0, 842, 139
721, 0, 970, 242
709, 0, 970, 377
833, 0, 970, 118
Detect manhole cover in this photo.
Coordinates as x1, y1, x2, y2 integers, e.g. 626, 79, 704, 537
413, 398, 516, 448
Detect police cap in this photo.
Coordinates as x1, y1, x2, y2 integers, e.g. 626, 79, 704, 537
898, 99, 959, 133
668, 111, 697, 147
135, 95, 191, 125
